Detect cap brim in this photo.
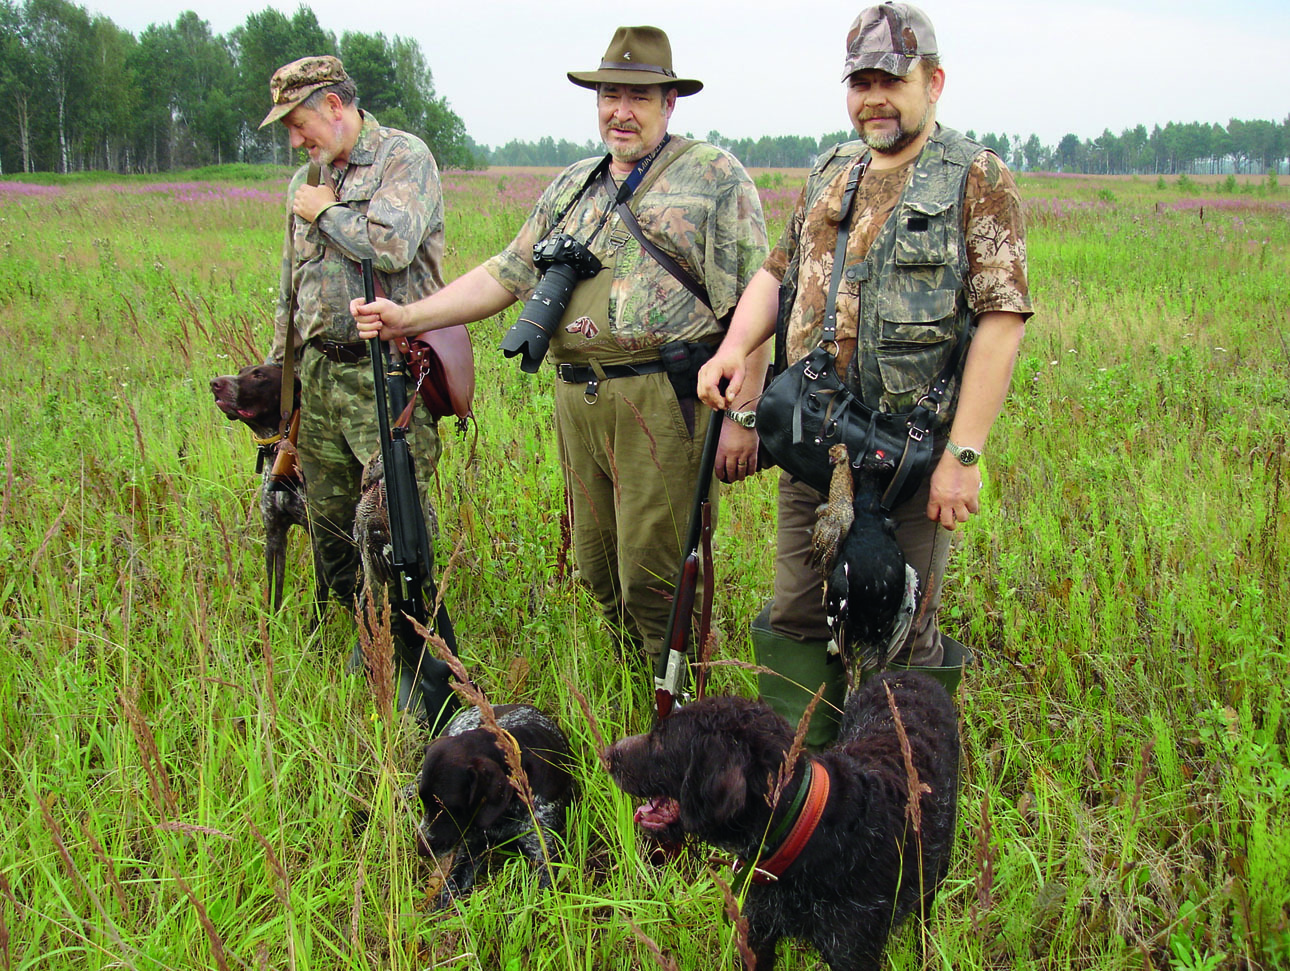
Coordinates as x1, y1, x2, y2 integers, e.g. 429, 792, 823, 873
258, 99, 303, 129
841, 52, 924, 81
568, 70, 703, 96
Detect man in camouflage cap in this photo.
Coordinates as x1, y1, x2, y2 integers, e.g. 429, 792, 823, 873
353, 26, 768, 667
262, 54, 458, 731
698, 3, 1033, 745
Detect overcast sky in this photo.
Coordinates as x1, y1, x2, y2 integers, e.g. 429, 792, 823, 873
85, 0, 1289, 150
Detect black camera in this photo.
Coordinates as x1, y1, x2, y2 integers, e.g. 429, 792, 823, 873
500, 233, 603, 373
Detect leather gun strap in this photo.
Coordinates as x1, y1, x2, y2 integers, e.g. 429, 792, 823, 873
280, 162, 323, 432
612, 138, 712, 311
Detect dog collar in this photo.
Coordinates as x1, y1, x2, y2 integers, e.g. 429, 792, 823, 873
252, 431, 285, 447
736, 758, 831, 885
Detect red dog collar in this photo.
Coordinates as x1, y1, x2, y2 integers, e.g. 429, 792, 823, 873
737, 758, 831, 885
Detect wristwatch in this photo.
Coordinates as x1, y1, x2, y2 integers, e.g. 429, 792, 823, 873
946, 441, 982, 466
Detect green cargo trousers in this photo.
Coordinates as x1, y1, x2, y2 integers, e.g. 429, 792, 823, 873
297, 346, 442, 609
554, 371, 716, 659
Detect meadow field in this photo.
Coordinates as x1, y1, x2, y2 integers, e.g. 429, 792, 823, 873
0, 162, 1287, 971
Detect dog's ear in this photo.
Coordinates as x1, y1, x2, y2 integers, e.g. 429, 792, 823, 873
679, 738, 748, 833
469, 756, 515, 830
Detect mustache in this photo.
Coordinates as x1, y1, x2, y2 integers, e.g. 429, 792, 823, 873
858, 110, 899, 122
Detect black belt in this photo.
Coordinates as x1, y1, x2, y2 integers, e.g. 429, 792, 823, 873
308, 338, 368, 364
555, 360, 666, 400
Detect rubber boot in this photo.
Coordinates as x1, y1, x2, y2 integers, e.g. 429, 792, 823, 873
391, 601, 461, 736
886, 633, 973, 698
751, 604, 847, 750
349, 599, 461, 736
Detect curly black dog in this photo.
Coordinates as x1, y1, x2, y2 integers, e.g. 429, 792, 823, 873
606, 671, 959, 971
210, 363, 324, 615
418, 704, 575, 907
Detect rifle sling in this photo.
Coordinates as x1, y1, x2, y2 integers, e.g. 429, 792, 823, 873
279, 162, 323, 433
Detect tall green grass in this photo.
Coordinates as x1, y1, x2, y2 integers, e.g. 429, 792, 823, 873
0, 168, 1286, 970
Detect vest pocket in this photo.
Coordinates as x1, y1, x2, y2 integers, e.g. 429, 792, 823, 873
875, 288, 957, 396
894, 197, 951, 266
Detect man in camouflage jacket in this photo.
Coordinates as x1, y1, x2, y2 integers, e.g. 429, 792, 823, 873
698, 3, 1032, 745
353, 27, 768, 663
261, 55, 453, 725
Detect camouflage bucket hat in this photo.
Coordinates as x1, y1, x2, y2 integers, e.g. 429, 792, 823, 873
842, 3, 938, 80
568, 26, 703, 97
259, 55, 349, 129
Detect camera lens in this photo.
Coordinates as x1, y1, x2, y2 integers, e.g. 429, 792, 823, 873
501, 262, 581, 373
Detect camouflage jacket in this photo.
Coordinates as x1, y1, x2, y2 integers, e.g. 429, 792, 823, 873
272, 111, 446, 361
766, 125, 1031, 417
485, 137, 767, 352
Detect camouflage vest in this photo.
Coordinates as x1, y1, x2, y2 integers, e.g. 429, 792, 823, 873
780, 126, 985, 418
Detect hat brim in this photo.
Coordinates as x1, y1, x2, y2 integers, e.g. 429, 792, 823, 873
568, 70, 703, 97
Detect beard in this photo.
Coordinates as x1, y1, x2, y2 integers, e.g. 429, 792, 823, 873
857, 100, 933, 155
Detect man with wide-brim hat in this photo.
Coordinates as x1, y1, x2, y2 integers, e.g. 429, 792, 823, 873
353, 26, 770, 668
566, 25, 703, 96
697, 2, 1033, 747
260, 53, 460, 734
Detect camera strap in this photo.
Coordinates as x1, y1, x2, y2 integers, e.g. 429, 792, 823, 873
547, 134, 675, 247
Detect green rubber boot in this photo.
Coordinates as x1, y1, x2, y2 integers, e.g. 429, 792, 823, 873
886, 633, 974, 697
751, 604, 847, 750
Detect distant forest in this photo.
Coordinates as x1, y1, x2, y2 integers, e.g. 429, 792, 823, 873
488, 121, 1290, 177
2, 0, 1286, 177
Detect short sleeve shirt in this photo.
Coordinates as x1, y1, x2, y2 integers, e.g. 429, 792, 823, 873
485, 139, 768, 352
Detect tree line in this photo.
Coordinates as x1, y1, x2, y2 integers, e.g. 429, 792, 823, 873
2, 0, 1286, 178
0, 0, 482, 174
491, 120, 1290, 176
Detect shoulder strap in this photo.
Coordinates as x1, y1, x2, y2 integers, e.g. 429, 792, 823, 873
280, 162, 322, 430
613, 139, 712, 311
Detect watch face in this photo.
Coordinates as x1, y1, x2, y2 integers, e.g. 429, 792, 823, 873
957, 447, 979, 465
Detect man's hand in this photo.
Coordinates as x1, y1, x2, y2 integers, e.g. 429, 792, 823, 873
292, 183, 338, 223
927, 450, 982, 530
714, 420, 759, 484
350, 297, 407, 341
697, 350, 746, 410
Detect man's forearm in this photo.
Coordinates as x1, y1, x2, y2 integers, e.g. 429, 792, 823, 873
724, 268, 781, 358
400, 265, 518, 335
947, 311, 1027, 449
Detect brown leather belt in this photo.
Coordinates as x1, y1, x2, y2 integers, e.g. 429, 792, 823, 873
308, 338, 368, 364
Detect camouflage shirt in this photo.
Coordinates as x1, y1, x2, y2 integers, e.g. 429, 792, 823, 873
485, 138, 767, 351
272, 111, 446, 360
767, 133, 1031, 378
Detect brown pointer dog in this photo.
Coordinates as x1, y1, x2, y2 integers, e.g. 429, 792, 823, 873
210, 363, 324, 616
417, 704, 575, 908
606, 671, 959, 971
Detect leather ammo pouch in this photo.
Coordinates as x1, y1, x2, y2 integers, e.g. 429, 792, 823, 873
369, 273, 475, 430
395, 329, 476, 429
756, 346, 939, 510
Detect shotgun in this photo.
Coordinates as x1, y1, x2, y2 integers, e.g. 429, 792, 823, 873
655, 396, 726, 721
362, 258, 460, 732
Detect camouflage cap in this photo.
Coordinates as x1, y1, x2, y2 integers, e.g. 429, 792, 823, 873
258, 55, 349, 129
842, 3, 938, 80
568, 26, 703, 97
